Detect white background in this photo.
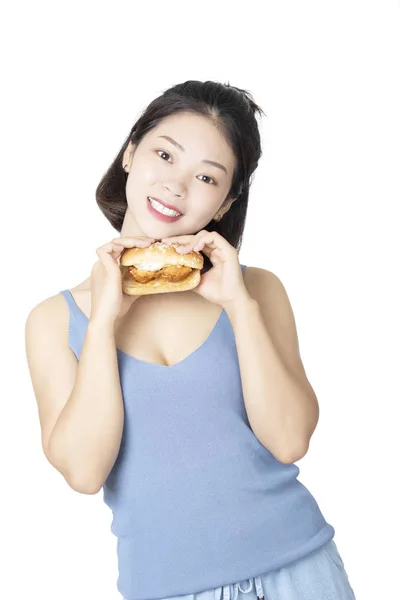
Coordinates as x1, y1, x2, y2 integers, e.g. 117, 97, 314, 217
2, 1, 399, 598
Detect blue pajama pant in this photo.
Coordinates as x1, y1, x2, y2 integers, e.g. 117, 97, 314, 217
124, 538, 356, 600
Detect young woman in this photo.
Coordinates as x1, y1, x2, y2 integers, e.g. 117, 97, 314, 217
25, 80, 356, 600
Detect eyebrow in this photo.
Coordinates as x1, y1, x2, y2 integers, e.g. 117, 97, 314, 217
157, 135, 228, 175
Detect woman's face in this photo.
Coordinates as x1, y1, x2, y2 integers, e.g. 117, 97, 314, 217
121, 111, 237, 239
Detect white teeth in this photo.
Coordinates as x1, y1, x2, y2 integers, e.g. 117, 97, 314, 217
148, 197, 182, 217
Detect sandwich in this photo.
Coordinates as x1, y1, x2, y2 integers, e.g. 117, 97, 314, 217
119, 241, 204, 295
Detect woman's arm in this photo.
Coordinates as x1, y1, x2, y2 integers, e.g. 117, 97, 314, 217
25, 295, 124, 494
225, 268, 319, 464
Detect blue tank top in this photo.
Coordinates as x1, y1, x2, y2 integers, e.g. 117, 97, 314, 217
59, 264, 335, 600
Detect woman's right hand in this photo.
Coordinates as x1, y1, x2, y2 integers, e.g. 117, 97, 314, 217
90, 236, 156, 325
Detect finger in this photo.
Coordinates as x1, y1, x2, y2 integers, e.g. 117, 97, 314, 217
177, 234, 215, 252
111, 236, 155, 242
197, 233, 228, 251
193, 239, 208, 251
175, 244, 200, 253
161, 235, 197, 244
96, 243, 124, 261
96, 248, 117, 270
163, 228, 209, 240
111, 237, 155, 247
97, 242, 121, 254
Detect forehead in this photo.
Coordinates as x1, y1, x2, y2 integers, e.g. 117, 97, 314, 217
148, 112, 236, 165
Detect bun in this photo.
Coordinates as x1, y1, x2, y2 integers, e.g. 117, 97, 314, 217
120, 241, 203, 270
122, 268, 201, 296
119, 241, 204, 296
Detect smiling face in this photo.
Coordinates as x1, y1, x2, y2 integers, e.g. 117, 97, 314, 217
120, 111, 238, 239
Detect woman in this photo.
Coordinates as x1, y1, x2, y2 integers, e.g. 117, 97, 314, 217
25, 80, 356, 599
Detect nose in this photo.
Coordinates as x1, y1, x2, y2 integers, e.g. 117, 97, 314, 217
162, 180, 185, 198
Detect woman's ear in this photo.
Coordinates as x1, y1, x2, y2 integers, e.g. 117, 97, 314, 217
212, 196, 237, 221
122, 141, 137, 172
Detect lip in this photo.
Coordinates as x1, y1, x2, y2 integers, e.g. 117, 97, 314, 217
147, 197, 184, 222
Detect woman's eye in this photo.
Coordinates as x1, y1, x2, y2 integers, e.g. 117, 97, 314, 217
198, 175, 217, 185
156, 150, 171, 161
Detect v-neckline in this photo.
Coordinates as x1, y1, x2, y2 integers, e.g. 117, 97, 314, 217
63, 289, 227, 369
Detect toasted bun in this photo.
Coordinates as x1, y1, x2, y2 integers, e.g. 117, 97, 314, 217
122, 267, 201, 296
120, 241, 203, 270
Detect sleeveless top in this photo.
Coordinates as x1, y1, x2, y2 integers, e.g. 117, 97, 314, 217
59, 264, 335, 600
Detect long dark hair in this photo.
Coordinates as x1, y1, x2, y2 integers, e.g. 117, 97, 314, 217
96, 80, 265, 272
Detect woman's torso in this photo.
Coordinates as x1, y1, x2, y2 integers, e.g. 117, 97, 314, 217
57, 267, 336, 600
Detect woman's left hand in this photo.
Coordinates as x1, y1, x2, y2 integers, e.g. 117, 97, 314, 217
161, 230, 252, 309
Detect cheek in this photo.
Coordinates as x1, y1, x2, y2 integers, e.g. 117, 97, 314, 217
126, 162, 157, 192
191, 191, 223, 216
185, 196, 222, 227
140, 157, 159, 181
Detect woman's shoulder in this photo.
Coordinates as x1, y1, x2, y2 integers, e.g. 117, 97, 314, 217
26, 277, 91, 329
242, 265, 275, 279
25, 279, 93, 363
242, 265, 277, 299
25, 292, 72, 359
